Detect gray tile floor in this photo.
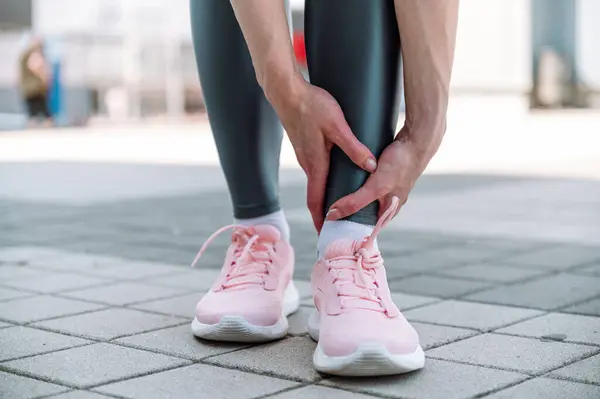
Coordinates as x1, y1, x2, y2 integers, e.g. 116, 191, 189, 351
1, 163, 600, 398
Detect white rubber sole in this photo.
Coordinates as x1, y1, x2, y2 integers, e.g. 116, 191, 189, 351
307, 310, 425, 376
190, 282, 300, 343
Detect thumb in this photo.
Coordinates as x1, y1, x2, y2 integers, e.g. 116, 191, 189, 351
328, 119, 377, 173
325, 174, 386, 221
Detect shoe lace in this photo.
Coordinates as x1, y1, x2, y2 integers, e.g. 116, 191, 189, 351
191, 225, 275, 289
327, 197, 400, 312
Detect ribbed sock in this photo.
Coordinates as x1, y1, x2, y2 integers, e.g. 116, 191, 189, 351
235, 209, 290, 242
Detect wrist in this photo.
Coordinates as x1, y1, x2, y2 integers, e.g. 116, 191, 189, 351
399, 118, 446, 157
263, 70, 306, 110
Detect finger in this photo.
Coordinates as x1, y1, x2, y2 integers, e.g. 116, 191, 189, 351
325, 174, 387, 221
328, 118, 377, 173
306, 155, 330, 233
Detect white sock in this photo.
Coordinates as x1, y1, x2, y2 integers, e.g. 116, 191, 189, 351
235, 210, 290, 242
317, 220, 376, 258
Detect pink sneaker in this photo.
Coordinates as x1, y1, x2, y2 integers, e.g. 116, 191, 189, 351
308, 198, 424, 376
190, 224, 299, 342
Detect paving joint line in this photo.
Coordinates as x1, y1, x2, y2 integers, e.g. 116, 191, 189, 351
79, 361, 193, 391
317, 379, 413, 399
0, 293, 36, 304
543, 370, 600, 387
473, 375, 535, 398
0, 280, 125, 297
409, 311, 549, 334
52, 288, 199, 308
108, 337, 254, 363
0, 341, 96, 364
200, 356, 323, 384
22, 318, 190, 343
490, 331, 600, 348
0, 306, 113, 326
254, 382, 314, 399
425, 355, 537, 376
555, 293, 600, 311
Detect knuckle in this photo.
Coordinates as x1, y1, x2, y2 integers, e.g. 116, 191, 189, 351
343, 199, 359, 213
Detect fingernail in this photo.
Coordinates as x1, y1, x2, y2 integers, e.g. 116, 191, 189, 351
326, 208, 340, 221
365, 158, 377, 173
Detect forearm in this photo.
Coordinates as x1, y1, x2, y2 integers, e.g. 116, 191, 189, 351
394, 0, 459, 138
229, 0, 300, 102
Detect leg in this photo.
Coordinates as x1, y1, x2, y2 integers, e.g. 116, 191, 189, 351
190, 0, 284, 221
305, 0, 401, 226
305, 1, 423, 376
189, 0, 299, 343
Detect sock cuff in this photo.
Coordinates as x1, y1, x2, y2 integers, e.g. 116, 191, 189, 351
235, 209, 290, 242
317, 220, 376, 258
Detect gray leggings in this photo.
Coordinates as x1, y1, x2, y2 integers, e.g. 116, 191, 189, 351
191, 0, 401, 225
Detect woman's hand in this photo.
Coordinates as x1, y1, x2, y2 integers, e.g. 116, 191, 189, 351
324, 123, 445, 221
269, 75, 377, 232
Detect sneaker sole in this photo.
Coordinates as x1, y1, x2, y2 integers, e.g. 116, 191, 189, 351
190, 281, 300, 343
308, 310, 425, 376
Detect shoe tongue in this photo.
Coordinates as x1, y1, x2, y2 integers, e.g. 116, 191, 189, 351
251, 224, 281, 242
324, 238, 360, 259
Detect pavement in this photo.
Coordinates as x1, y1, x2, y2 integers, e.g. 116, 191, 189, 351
1, 100, 600, 398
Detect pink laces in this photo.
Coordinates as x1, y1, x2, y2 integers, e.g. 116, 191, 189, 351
327, 197, 400, 312
191, 225, 275, 289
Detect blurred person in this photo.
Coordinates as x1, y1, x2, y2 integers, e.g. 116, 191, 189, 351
19, 37, 52, 127
189, 0, 458, 376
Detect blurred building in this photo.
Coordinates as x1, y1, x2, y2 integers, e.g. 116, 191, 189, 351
1, 0, 599, 124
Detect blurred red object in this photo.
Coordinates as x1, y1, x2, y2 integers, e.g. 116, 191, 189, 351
293, 32, 307, 67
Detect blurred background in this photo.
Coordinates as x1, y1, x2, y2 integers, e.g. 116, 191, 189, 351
0, 0, 599, 240
1, 0, 600, 128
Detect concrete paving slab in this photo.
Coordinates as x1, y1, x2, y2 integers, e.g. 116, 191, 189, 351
549, 354, 600, 385
436, 264, 549, 283
33, 308, 186, 340
46, 391, 114, 399
427, 333, 598, 374
206, 336, 319, 382
502, 246, 600, 270
131, 292, 203, 318
60, 282, 186, 306
1, 272, 111, 294
322, 358, 527, 399
486, 377, 600, 399
0, 295, 105, 323
561, 298, 600, 317
0, 326, 91, 362
1, 343, 189, 389
0, 371, 68, 399
390, 276, 491, 298
0, 287, 33, 302
143, 269, 219, 291
270, 385, 373, 399
115, 324, 248, 360
405, 300, 543, 331
465, 274, 600, 310
95, 364, 298, 399
497, 313, 600, 345
412, 322, 478, 350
